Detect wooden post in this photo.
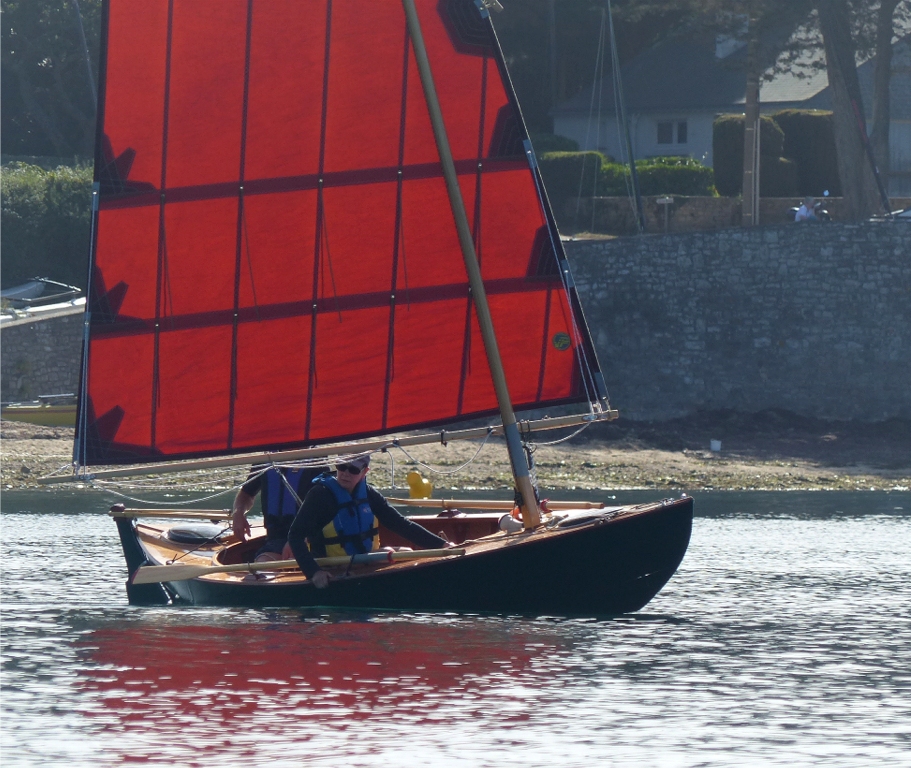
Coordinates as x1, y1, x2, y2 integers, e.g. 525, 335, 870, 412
402, 0, 540, 528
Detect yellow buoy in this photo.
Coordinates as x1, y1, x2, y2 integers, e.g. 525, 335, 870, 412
406, 470, 433, 499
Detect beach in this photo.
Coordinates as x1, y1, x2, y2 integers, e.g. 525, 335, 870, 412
3, 411, 908, 493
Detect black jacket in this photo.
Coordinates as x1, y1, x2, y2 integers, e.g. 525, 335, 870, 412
288, 483, 447, 578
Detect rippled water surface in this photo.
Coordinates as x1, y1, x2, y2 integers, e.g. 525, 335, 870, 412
2, 490, 910, 767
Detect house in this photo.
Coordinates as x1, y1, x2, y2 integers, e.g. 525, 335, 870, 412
551, 31, 911, 195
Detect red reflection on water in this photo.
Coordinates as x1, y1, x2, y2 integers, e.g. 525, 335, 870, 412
76, 615, 547, 760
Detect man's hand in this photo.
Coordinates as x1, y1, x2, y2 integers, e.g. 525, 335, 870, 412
232, 509, 251, 539
281, 542, 293, 560
310, 570, 331, 589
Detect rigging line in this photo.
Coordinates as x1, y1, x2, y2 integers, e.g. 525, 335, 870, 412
591, 9, 607, 233
74, 182, 99, 469
526, 420, 592, 447
165, 526, 233, 565
524, 159, 601, 408
392, 430, 494, 476
606, 0, 638, 227
70, 0, 96, 107
305, 0, 334, 442
150, 0, 177, 450
382, 25, 412, 430
319, 199, 343, 322
228, 0, 256, 449
399, 24, 412, 312
573, 7, 607, 231
89, 481, 242, 506
241, 207, 260, 320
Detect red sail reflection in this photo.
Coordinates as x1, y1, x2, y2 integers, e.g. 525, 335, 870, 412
75, 615, 558, 760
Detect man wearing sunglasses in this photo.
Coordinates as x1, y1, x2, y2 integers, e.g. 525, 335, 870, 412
287, 454, 448, 589
232, 463, 329, 562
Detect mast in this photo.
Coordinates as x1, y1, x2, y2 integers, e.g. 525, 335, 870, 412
402, 0, 540, 529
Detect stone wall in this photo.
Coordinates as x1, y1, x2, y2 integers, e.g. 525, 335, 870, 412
0, 309, 83, 402
563, 196, 911, 235
2, 223, 908, 423
566, 221, 911, 421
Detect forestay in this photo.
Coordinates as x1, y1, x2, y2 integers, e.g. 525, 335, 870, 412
80, 0, 607, 466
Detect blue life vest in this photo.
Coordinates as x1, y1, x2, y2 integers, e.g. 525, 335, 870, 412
315, 475, 379, 557
264, 467, 310, 520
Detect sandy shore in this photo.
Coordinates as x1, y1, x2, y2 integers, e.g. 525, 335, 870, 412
3, 412, 909, 494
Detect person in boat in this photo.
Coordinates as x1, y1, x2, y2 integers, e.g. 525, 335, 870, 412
232, 464, 329, 562
287, 454, 448, 589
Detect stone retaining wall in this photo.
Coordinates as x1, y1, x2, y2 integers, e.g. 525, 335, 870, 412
564, 196, 911, 235
566, 221, 911, 421
0, 309, 83, 402
2, 223, 908, 423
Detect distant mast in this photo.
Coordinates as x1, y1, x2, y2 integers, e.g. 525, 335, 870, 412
606, 0, 645, 233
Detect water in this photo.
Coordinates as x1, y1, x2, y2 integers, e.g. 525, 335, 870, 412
2, 490, 910, 767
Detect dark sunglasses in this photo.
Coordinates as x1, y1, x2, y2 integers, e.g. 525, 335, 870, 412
336, 463, 365, 474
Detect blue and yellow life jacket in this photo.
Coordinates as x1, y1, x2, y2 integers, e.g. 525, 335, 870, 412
314, 475, 379, 557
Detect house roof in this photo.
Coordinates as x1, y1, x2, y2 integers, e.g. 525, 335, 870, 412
554, 31, 911, 119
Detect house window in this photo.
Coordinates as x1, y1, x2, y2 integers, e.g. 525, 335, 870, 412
657, 122, 673, 144
677, 120, 688, 144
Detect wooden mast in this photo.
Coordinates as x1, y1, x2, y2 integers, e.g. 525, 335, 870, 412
401, 0, 540, 528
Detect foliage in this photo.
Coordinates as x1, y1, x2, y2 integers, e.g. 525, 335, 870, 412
540, 152, 715, 203
631, 156, 716, 196
713, 114, 792, 196
771, 109, 841, 196
2, 0, 101, 157
1, 162, 92, 289
530, 133, 579, 153
599, 156, 716, 196
538, 151, 607, 202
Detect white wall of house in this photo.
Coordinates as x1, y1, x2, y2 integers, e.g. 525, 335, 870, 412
554, 111, 909, 195
552, 111, 717, 166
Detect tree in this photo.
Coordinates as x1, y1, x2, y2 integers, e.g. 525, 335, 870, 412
494, 0, 685, 133
816, 1, 883, 218
870, 0, 901, 180
1, 0, 100, 158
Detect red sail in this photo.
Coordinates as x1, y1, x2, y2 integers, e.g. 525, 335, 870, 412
80, 0, 605, 464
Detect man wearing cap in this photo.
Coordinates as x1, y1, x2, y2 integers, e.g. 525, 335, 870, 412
232, 463, 329, 562
287, 454, 448, 589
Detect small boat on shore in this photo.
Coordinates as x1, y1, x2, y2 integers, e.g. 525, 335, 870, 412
1, 394, 77, 427
43, 0, 692, 616
1, 278, 84, 325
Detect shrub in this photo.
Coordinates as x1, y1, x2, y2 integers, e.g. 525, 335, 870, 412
538, 151, 606, 202
633, 156, 716, 196
530, 133, 579, 153
712, 114, 788, 196
599, 156, 715, 197
1, 162, 93, 289
771, 109, 841, 196
759, 156, 799, 197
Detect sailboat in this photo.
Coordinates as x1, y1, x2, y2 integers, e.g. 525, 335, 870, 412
43, 0, 692, 614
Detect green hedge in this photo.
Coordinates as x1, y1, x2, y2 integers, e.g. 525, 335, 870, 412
770, 109, 841, 196
541, 152, 715, 202
1, 163, 93, 290
538, 151, 607, 202
712, 114, 795, 196
627, 156, 716, 196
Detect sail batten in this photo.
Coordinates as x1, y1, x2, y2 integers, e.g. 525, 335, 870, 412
79, 0, 608, 466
